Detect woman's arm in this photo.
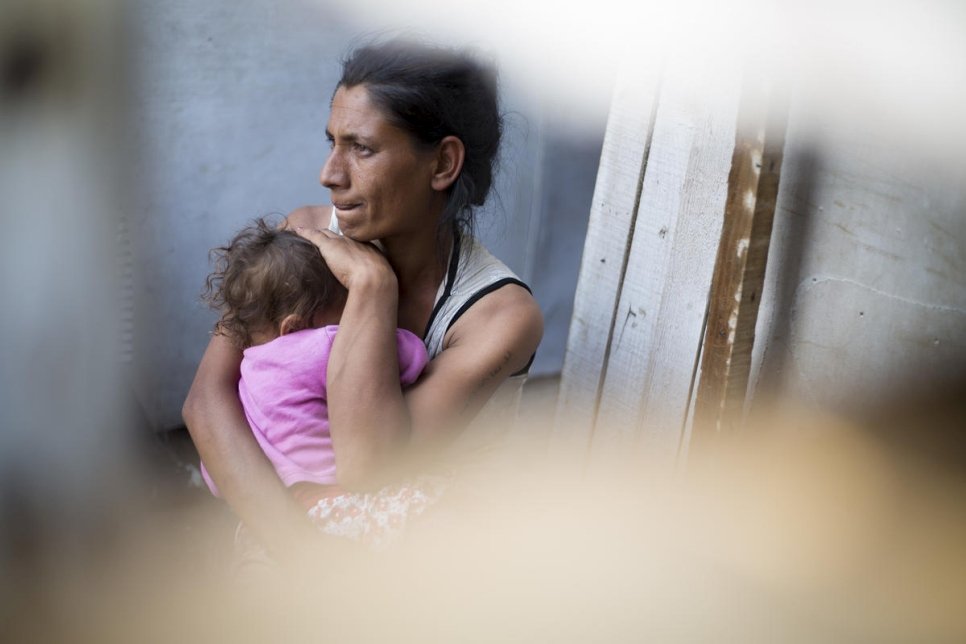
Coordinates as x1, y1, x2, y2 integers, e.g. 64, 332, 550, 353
182, 334, 316, 552
286, 206, 414, 488
330, 279, 542, 488
290, 226, 411, 489
404, 283, 543, 443
325, 272, 411, 489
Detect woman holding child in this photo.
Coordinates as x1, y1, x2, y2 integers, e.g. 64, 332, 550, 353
183, 39, 543, 553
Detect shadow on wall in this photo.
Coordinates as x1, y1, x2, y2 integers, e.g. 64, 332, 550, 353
526, 124, 606, 376
749, 91, 966, 422
752, 143, 821, 404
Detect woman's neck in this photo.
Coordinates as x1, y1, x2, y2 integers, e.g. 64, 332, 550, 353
381, 224, 455, 334
381, 225, 454, 295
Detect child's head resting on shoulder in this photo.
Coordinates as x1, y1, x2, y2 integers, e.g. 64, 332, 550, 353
204, 217, 347, 348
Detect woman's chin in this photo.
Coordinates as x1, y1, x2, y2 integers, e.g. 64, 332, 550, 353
333, 209, 392, 246
337, 221, 378, 244
332, 210, 366, 237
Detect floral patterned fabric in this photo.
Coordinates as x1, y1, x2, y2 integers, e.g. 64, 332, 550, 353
306, 476, 447, 549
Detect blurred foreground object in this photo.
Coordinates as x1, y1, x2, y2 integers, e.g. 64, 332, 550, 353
5, 402, 963, 643
0, 0, 139, 635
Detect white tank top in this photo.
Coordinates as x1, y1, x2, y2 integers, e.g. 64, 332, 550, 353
422, 232, 531, 363
422, 230, 533, 444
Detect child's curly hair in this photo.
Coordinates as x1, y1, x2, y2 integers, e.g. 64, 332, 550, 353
203, 218, 346, 348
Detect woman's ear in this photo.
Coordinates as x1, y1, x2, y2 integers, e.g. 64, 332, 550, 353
278, 314, 305, 336
431, 135, 465, 192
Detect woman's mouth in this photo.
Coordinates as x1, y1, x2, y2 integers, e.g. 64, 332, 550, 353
333, 203, 361, 214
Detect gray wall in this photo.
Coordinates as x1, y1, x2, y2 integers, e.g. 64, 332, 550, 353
130, 0, 604, 430
749, 87, 966, 416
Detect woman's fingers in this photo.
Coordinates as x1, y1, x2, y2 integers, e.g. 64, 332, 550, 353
294, 226, 392, 290
294, 226, 338, 245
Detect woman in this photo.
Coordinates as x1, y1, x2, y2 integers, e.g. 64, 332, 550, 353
183, 39, 543, 553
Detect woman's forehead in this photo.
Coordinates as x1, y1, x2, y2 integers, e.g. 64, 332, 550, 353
327, 85, 392, 137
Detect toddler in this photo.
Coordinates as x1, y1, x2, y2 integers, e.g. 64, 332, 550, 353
199, 219, 433, 545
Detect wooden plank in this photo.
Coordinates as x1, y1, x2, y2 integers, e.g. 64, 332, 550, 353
589, 53, 742, 463
554, 62, 663, 448
691, 72, 788, 450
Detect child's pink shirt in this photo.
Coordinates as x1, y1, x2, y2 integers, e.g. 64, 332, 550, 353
201, 326, 428, 495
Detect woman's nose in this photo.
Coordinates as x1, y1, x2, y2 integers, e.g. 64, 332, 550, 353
319, 149, 346, 190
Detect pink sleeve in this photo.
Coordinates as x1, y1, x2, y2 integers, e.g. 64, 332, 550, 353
396, 329, 429, 386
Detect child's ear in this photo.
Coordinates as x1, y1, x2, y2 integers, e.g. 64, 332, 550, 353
278, 314, 304, 336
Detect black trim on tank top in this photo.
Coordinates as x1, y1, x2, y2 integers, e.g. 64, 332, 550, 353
443, 277, 532, 334
510, 351, 536, 378
421, 229, 462, 340
444, 277, 536, 377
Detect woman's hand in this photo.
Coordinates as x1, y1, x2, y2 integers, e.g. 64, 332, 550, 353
292, 226, 396, 293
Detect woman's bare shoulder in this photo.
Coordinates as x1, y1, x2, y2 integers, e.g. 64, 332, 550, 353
284, 205, 333, 230
445, 283, 543, 373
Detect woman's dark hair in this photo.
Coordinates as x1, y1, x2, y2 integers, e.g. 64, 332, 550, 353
203, 218, 346, 348
338, 38, 502, 240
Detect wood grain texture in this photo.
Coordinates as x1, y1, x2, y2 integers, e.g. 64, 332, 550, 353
691, 73, 788, 448
554, 63, 662, 447
589, 54, 742, 462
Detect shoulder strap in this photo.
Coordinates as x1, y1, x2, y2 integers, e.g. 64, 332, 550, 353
422, 229, 462, 340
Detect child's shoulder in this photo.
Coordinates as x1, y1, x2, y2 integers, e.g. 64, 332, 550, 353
245, 326, 339, 357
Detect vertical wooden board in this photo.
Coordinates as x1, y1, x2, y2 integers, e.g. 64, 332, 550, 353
691, 73, 787, 449
554, 63, 663, 444
591, 54, 742, 461
723, 86, 788, 416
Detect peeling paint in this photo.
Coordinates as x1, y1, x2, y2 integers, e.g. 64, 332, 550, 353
750, 149, 762, 169
727, 309, 739, 344
736, 238, 749, 258
743, 188, 756, 211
